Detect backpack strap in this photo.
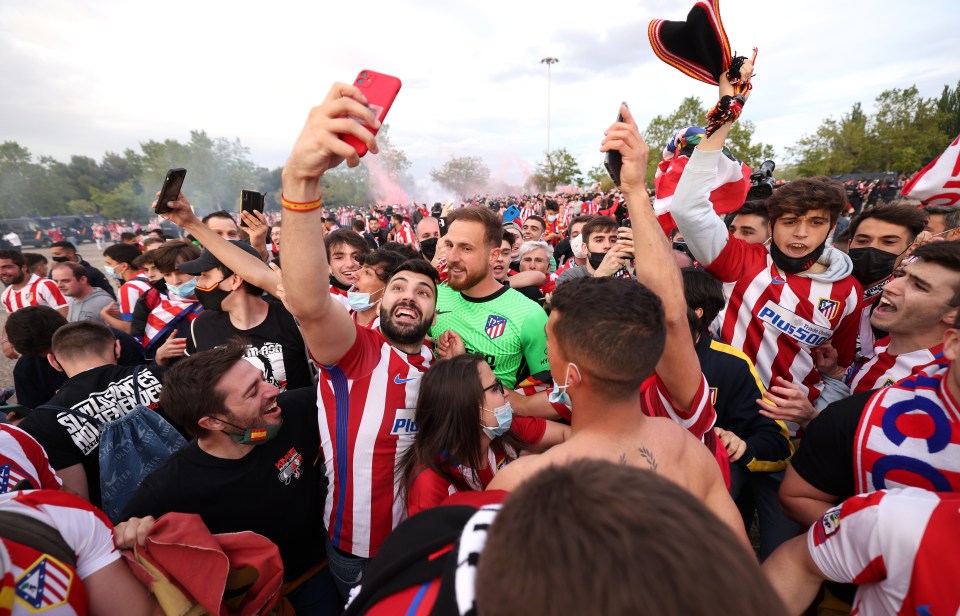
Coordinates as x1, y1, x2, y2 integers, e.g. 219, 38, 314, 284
36, 404, 105, 429
0, 511, 77, 568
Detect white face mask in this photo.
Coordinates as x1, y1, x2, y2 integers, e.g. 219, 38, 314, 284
570, 234, 587, 260
347, 287, 384, 312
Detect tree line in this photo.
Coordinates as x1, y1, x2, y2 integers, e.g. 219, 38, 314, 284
2, 81, 956, 219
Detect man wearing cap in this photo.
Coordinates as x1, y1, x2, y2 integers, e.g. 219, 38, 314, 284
179, 240, 314, 390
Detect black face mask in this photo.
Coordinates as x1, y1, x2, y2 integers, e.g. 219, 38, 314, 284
150, 279, 167, 293
195, 286, 231, 311
770, 241, 826, 275
419, 237, 438, 261
587, 251, 607, 270
848, 247, 898, 284
51, 256, 69, 263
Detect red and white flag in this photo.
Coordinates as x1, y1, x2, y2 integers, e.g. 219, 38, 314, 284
653, 126, 751, 234
902, 133, 960, 205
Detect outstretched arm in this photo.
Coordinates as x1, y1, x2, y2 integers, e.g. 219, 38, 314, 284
280, 83, 382, 365
601, 104, 703, 410
159, 194, 282, 298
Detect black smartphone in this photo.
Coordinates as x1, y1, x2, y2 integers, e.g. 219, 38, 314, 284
3, 404, 33, 419
155, 168, 187, 215
240, 190, 265, 227
604, 103, 628, 187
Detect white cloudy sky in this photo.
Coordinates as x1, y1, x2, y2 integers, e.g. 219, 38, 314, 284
1, 0, 958, 195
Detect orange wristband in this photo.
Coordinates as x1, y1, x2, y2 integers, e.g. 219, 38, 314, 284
281, 195, 323, 212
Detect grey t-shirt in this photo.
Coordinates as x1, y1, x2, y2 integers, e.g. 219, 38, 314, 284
67, 287, 115, 324
555, 265, 591, 287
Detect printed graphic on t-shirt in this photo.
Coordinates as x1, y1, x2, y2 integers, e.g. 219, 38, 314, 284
57, 370, 163, 455
242, 342, 288, 389
275, 446, 303, 485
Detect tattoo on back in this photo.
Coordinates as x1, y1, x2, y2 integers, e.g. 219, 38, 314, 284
638, 447, 658, 472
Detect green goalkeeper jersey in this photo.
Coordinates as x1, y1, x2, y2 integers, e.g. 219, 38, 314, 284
430, 283, 550, 389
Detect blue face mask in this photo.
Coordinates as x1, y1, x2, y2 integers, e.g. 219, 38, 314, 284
481, 401, 513, 439
167, 277, 197, 299
347, 287, 384, 312
548, 363, 580, 408
104, 265, 117, 278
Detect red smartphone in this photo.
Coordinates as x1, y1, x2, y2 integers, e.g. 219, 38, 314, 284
342, 70, 401, 157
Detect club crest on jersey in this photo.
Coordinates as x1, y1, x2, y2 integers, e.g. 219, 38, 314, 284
0, 464, 27, 492
813, 506, 842, 546
485, 315, 507, 340
15, 554, 74, 610
817, 298, 840, 321
390, 408, 418, 438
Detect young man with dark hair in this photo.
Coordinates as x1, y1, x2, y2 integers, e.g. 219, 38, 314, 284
325, 229, 371, 297
143, 240, 203, 363
520, 215, 546, 242
489, 105, 744, 545
671, 67, 862, 431
101, 242, 151, 334
49, 240, 115, 300
278, 85, 463, 598
5, 306, 69, 408
553, 214, 594, 269
554, 216, 631, 286
478, 461, 782, 616
727, 199, 770, 244
51, 261, 114, 324
682, 267, 796, 558
390, 213, 416, 245
176, 239, 314, 390
780, 301, 960, 530
116, 339, 337, 613
364, 216, 388, 249
201, 211, 241, 241
18, 322, 172, 507
22, 252, 48, 278
0, 249, 67, 317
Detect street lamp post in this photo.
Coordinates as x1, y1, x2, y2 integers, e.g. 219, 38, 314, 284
540, 57, 559, 161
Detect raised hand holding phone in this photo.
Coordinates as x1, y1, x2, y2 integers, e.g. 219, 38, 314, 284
154, 168, 186, 214
283, 83, 383, 201
341, 70, 401, 157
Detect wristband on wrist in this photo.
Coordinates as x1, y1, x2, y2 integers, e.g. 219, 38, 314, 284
281, 195, 323, 213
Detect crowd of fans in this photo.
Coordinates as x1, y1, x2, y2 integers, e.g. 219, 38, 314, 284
0, 59, 958, 615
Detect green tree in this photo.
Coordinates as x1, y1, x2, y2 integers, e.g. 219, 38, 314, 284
586, 164, 616, 191
321, 165, 372, 208
641, 96, 774, 181
868, 86, 946, 172
789, 103, 869, 176
430, 155, 490, 197
531, 148, 582, 192
937, 81, 960, 140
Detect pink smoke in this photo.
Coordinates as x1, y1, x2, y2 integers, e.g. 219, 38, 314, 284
364, 157, 409, 206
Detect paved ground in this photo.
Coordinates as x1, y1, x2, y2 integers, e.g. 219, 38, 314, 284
1, 242, 109, 401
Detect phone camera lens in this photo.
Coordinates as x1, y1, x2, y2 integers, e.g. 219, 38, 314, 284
360, 71, 369, 78
356, 78, 365, 85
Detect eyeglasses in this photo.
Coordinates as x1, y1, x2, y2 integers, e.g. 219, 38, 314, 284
482, 379, 505, 395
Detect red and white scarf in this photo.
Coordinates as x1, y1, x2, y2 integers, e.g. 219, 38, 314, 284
854, 362, 960, 494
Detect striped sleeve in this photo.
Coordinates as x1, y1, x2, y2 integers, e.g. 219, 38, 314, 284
643, 373, 716, 440
36, 279, 67, 309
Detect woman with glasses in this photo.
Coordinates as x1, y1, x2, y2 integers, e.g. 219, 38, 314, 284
398, 354, 570, 516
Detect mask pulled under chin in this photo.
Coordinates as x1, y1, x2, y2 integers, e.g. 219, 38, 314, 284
769, 240, 826, 275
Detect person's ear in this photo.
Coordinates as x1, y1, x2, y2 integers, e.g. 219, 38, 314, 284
941, 308, 959, 328
943, 327, 960, 362
197, 416, 223, 432
47, 353, 63, 373
695, 307, 704, 319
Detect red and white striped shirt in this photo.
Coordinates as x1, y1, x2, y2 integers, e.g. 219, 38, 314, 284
854, 362, 960, 494
0, 490, 120, 616
393, 222, 416, 245
143, 297, 202, 348
1, 274, 67, 313
518, 205, 537, 222
0, 425, 62, 493
316, 323, 434, 558
809, 488, 960, 616
846, 339, 945, 394
118, 273, 151, 321
707, 242, 862, 404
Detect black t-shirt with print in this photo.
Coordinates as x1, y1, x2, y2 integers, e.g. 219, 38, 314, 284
121, 386, 325, 581
188, 299, 313, 390
18, 364, 171, 507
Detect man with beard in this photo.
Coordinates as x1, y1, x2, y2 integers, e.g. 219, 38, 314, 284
1, 249, 68, 359
433, 206, 554, 417
278, 82, 462, 600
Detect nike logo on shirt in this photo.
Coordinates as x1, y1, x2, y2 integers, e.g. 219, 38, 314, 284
394, 375, 419, 385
